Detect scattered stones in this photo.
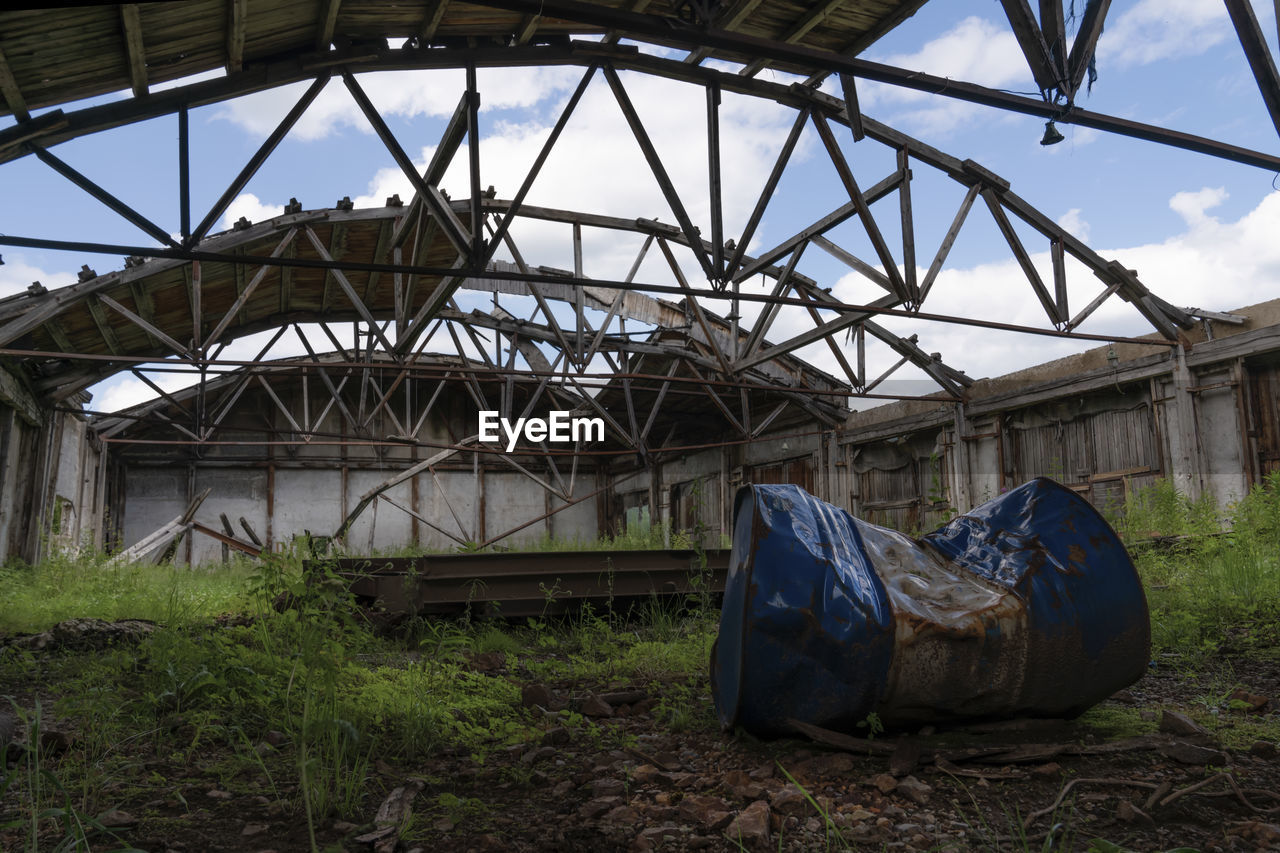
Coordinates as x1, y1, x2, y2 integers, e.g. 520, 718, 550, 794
581, 694, 614, 718
466, 651, 506, 672
599, 690, 647, 706
8, 618, 155, 652
769, 785, 808, 816
1159, 710, 1209, 738
1228, 688, 1270, 714
1115, 800, 1153, 825
592, 777, 626, 798
241, 824, 270, 837
602, 805, 641, 826
895, 776, 932, 805
521, 746, 557, 766
870, 773, 898, 794
206, 789, 232, 799
889, 739, 922, 777
580, 796, 622, 819
725, 800, 771, 848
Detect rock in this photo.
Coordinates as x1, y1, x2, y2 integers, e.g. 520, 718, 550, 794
97, 808, 137, 828
797, 753, 854, 778
264, 730, 287, 746
748, 763, 774, 781
1031, 762, 1062, 777
1250, 740, 1278, 760
542, 726, 570, 746
651, 750, 682, 772
580, 796, 621, 819
896, 776, 932, 805
725, 800, 771, 848
769, 785, 808, 816
1139, 710, 1157, 722
1111, 689, 1137, 704
633, 764, 668, 785
1159, 741, 1228, 766
13, 618, 155, 652
1159, 710, 1209, 738
242, 824, 270, 837
592, 777, 626, 798
206, 789, 232, 799
602, 805, 641, 826
522, 684, 553, 709
845, 806, 875, 821
581, 694, 614, 718
678, 794, 731, 828
1228, 688, 1270, 714
39, 729, 73, 754
521, 745, 557, 766
332, 820, 359, 833
870, 773, 898, 794
552, 780, 574, 797
1228, 820, 1280, 847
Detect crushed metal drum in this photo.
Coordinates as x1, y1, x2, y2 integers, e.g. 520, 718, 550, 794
711, 478, 1150, 735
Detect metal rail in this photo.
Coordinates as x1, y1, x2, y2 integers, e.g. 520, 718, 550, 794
310, 548, 729, 618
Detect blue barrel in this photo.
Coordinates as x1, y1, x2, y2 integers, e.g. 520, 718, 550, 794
711, 478, 1150, 735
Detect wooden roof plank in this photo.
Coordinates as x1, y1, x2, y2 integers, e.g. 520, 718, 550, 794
120, 4, 149, 98
0, 44, 30, 121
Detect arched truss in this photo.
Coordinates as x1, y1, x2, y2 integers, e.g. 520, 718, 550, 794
0, 47, 1220, 422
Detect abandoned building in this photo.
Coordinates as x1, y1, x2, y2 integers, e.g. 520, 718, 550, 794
1, 1, 1279, 569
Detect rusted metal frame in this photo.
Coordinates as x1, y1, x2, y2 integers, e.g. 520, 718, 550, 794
640, 362, 680, 442
476, 479, 615, 549
1225, 0, 1280, 139
740, 0, 851, 78
1064, 0, 1110, 99
428, 466, 473, 538
541, 442, 571, 498
567, 375, 638, 447
256, 375, 305, 434
362, 370, 410, 436
707, 81, 725, 281
0, 45, 30, 121
317, 320, 353, 362
810, 234, 893, 294
410, 371, 450, 436
205, 227, 299, 350
683, 0, 768, 64
1065, 281, 1122, 331
8, 42, 1280, 176
506, 236, 581, 368
359, 328, 437, 431
980, 188, 1064, 326
341, 71, 471, 256
794, 287, 861, 388
733, 167, 903, 282
465, 62, 483, 267
333, 440, 474, 540
444, 326, 491, 410
918, 183, 980, 304
725, 106, 809, 280
129, 369, 195, 424
656, 237, 733, 375
379, 493, 470, 547
482, 65, 597, 273
997, 0, 1064, 95
98, 293, 192, 358
120, 4, 149, 97
603, 65, 717, 285
201, 325, 289, 438
418, 0, 451, 42
303, 226, 397, 354
227, 0, 247, 73
622, 378, 644, 449
178, 106, 191, 241
394, 258, 465, 358
188, 260, 204, 353
739, 387, 751, 435
896, 148, 918, 305
740, 242, 807, 363
514, 350, 570, 422
685, 363, 746, 434
1040, 0, 1067, 78
856, 322, 865, 386
862, 319, 969, 393
863, 351, 911, 394
319, 222, 349, 312
448, 299, 497, 368
734, 293, 896, 373
810, 112, 909, 302
294, 324, 361, 434
584, 235, 653, 364
190, 74, 330, 244
486, 451, 568, 502
573, 223, 586, 360
389, 94, 467, 251
28, 144, 179, 248
1050, 237, 1068, 323
751, 401, 789, 439
308, 371, 353, 437
317, 0, 342, 50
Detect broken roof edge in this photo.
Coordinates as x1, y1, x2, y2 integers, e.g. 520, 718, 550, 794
841, 295, 1280, 435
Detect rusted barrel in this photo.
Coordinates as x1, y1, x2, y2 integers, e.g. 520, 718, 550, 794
711, 478, 1150, 735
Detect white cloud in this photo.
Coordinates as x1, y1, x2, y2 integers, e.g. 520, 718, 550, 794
0, 256, 77, 299
1056, 207, 1091, 241
1168, 185, 1228, 227
214, 67, 584, 141
220, 193, 287, 231
1097, 0, 1232, 68
858, 17, 1031, 135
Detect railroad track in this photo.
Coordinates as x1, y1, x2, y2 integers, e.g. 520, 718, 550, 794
308, 549, 729, 618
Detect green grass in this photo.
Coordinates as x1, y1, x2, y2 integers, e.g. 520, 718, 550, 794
0, 549, 261, 635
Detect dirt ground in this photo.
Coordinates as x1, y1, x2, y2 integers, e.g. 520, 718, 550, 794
4, 622, 1280, 853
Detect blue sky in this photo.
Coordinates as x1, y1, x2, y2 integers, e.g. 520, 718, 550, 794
2, 0, 1278, 411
